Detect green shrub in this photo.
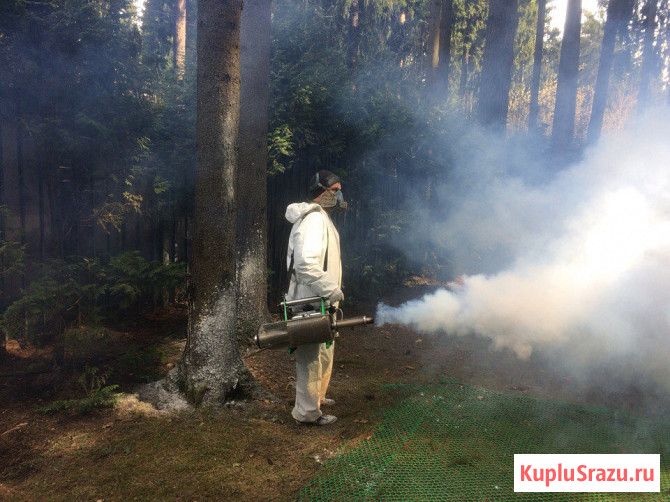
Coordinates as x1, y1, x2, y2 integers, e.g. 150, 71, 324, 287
0, 252, 186, 347
38, 366, 120, 414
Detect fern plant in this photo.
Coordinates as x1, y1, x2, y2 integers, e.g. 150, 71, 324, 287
38, 365, 119, 414
0, 251, 186, 348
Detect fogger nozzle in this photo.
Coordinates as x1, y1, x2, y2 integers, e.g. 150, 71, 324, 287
255, 315, 374, 350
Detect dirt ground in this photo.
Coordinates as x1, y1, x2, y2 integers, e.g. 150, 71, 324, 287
1, 286, 670, 501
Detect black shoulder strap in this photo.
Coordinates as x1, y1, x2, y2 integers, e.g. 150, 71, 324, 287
285, 207, 329, 294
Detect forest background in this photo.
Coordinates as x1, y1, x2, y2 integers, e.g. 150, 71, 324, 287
0, 0, 669, 365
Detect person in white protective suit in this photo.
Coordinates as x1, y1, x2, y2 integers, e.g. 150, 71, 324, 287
285, 170, 347, 426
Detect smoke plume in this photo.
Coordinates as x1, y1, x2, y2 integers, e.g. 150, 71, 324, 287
377, 109, 670, 382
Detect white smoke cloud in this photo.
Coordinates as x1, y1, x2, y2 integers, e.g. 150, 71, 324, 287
378, 108, 670, 382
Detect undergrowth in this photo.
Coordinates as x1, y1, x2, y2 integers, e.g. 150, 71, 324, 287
38, 366, 120, 414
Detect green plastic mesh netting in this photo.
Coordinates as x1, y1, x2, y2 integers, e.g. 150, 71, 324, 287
296, 378, 670, 501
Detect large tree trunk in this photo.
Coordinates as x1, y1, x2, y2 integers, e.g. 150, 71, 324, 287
426, 0, 442, 78
476, 0, 520, 130
348, 0, 361, 67
436, 0, 455, 96
586, 0, 632, 144
174, 0, 187, 78
236, 0, 272, 346
144, 0, 256, 409
551, 0, 582, 152
636, 0, 659, 113
528, 0, 547, 132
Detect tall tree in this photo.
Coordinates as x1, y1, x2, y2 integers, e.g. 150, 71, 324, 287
458, 25, 472, 100
455, 0, 487, 110
143, 0, 174, 69
528, 0, 547, 132
151, 0, 256, 408
551, 0, 582, 151
236, 0, 272, 344
586, 0, 632, 144
426, 0, 442, 78
174, 0, 187, 77
437, 0, 455, 95
476, 0, 520, 129
426, 0, 455, 99
347, 0, 361, 67
636, 0, 659, 112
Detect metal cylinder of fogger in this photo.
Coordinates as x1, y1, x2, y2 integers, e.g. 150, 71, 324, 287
255, 315, 334, 349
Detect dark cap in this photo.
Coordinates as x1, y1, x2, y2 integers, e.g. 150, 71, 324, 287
308, 170, 341, 199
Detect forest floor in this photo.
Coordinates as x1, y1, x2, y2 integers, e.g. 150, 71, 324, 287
1, 285, 670, 501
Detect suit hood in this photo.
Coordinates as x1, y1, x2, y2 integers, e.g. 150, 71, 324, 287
285, 202, 322, 224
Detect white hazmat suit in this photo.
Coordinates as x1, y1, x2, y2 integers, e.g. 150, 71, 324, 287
285, 202, 342, 423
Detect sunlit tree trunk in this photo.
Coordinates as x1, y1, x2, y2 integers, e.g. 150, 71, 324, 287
551, 0, 581, 152
586, 0, 631, 144
636, 0, 659, 112
476, 0, 520, 130
426, 0, 442, 78
437, 0, 455, 97
174, 0, 186, 78
180, 0, 197, 270
528, 0, 546, 132
236, 0, 272, 346
164, 0, 186, 270
146, 0, 256, 409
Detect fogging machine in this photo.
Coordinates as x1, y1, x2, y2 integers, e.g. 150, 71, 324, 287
255, 296, 374, 350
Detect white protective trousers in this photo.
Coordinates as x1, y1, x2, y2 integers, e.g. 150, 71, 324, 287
284, 202, 342, 422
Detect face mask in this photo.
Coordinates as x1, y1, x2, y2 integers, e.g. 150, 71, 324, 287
318, 188, 348, 212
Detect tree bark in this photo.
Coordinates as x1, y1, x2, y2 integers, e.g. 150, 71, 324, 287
551, 0, 582, 152
426, 0, 442, 78
236, 0, 272, 346
636, 0, 659, 113
528, 0, 547, 132
436, 0, 455, 96
144, 0, 256, 410
476, 0, 520, 130
174, 0, 187, 78
348, 0, 361, 67
586, 0, 632, 144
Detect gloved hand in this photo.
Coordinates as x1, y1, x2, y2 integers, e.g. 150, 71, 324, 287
328, 288, 344, 304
